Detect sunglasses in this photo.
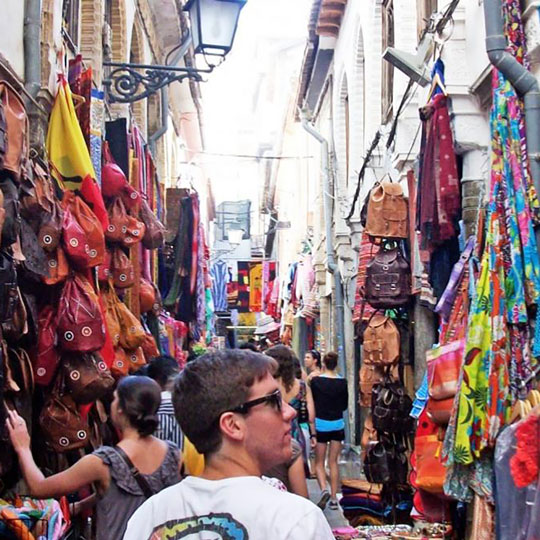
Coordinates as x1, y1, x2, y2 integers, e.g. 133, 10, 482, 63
229, 389, 283, 415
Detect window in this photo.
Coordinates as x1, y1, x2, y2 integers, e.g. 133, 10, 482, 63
417, 0, 438, 39
62, 0, 80, 52
381, 0, 394, 122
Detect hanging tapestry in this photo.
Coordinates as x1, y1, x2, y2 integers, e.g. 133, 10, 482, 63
249, 262, 263, 312
237, 262, 250, 313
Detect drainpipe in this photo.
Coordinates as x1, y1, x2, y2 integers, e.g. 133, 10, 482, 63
301, 115, 347, 381
483, 0, 540, 198
149, 86, 168, 157
24, 0, 41, 98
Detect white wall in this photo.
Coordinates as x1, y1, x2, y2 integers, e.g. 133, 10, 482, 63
0, 1, 25, 77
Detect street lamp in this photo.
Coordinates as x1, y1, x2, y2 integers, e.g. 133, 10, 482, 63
104, 0, 247, 103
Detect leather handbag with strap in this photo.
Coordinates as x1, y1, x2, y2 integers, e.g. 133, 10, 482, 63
114, 446, 155, 498
359, 364, 398, 407
364, 181, 408, 239
62, 206, 91, 269
63, 352, 114, 404
101, 142, 128, 198
0, 81, 28, 181
363, 440, 408, 484
371, 379, 413, 434
362, 313, 400, 366
365, 248, 411, 309
111, 247, 135, 289
106, 197, 145, 248
140, 199, 165, 250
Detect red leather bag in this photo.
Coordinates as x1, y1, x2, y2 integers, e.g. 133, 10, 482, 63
97, 249, 112, 283
38, 200, 63, 253
120, 184, 141, 212
64, 191, 105, 267
140, 199, 165, 249
106, 197, 145, 247
141, 332, 160, 361
111, 248, 134, 289
101, 288, 121, 347
126, 347, 146, 373
34, 306, 60, 386
62, 207, 91, 269
57, 275, 105, 353
101, 142, 127, 198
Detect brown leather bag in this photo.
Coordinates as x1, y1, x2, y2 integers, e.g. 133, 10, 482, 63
111, 346, 129, 379
0, 82, 28, 180
362, 313, 400, 366
126, 347, 146, 373
57, 275, 106, 353
111, 247, 134, 288
359, 364, 398, 408
20, 161, 55, 219
139, 278, 156, 313
106, 197, 145, 248
101, 288, 121, 347
141, 332, 160, 361
365, 248, 410, 309
365, 181, 408, 239
38, 200, 63, 253
116, 302, 145, 350
43, 246, 69, 286
140, 199, 165, 249
39, 383, 89, 452
63, 352, 114, 404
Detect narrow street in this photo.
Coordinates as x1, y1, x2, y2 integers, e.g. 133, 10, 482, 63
0, 0, 539, 539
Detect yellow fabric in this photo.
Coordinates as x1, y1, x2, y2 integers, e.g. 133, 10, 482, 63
182, 436, 205, 476
46, 77, 96, 190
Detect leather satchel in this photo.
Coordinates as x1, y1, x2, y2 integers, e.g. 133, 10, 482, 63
0, 82, 28, 180
63, 352, 114, 404
111, 247, 135, 288
364, 181, 408, 239
362, 313, 400, 366
39, 385, 89, 452
140, 199, 165, 249
365, 248, 410, 309
57, 275, 106, 353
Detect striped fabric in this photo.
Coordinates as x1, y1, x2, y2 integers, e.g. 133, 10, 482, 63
353, 237, 379, 322
155, 391, 183, 450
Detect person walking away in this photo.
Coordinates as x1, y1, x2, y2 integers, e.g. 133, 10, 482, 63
265, 345, 316, 470
311, 352, 348, 510
123, 349, 334, 539
6, 376, 181, 540
146, 355, 183, 450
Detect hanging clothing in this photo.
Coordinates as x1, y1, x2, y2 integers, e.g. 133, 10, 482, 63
236, 262, 250, 312
249, 262, 263, 312
211, 260, 229, 313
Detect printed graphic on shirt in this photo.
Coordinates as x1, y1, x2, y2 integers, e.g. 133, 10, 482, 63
149, 513, 248, 539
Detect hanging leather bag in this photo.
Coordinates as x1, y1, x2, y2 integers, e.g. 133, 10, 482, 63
97, 249, 112, 283
359, 364, 398, 407
111, 346, 129, 379
141, 332, 160, 361
43, 246, 69, 286
0, 176, 20, 247
371, 379, 414, 434
0, 97, 7, 169
101, 288, 121, 347
101, 141, 128, 198
362, 313, 400, 366
63, 191, 105, 266
39, 379, 89, 452
414, 434, 446, 494
38, 200, 63, 253
0, 82, 28, 180
363, 441, 408, 484
61, 206, 91, 269
57, 275, 106, 353
139, 278, 156, 313
365, 248, 411, 309
20, 218, 49, 282
126, 347, 146, 373
63, 352, 114, 404
364, 181, 408, 239
140, 199, 165, 249
20, 161, 55, 220
106, 197, 145, 247
0, 250, 18, 325
34, 305, 60, 386
111, 247, 134, 288
115, 301, 145, 350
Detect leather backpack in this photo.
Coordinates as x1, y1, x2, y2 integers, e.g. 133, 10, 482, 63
364, 440, 408, 484
111, 247, 134, 289
63, 352, 114, 404
364, 181, 408, 239
39, 382, 89, 453
57, 275, 105, 353
140, 199, 165, 249
362, 313, 400, 366
34, 305, 60, 386
365, 248, 410, 309
359, 364, 398, 407
0, 82, 28, 181
371, 379, 413, 434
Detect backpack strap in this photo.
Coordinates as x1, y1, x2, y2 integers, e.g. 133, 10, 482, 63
114, 446, 155, 499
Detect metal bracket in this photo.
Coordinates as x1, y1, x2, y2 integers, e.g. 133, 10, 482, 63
103, 62, 213, 103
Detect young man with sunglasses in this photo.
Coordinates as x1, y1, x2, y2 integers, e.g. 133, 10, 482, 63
124, 349, 334, 539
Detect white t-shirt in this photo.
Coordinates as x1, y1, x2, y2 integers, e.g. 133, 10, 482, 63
123, 475, 334, 540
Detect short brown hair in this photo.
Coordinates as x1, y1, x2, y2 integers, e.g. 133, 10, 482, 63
323, 351, 338, 371
172, 349, 277, 456
264, 345, 297, 392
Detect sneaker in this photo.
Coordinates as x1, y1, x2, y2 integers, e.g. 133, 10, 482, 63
328, 499, 339, 510
317, 490, 330, 510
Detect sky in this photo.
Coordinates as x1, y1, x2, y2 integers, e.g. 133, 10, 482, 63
198, 0, 312, 205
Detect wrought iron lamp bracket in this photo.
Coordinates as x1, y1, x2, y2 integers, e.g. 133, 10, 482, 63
103, 62, 214, 103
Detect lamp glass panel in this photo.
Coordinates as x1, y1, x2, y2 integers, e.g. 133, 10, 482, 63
188, 1, 202, 53
198, 0, 243, 54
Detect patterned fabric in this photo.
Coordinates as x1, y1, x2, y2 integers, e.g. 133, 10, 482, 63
453, 1, 540, 466
353, 237, 379, 322
249, 262, 263, 312
211, 260, 228, 312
